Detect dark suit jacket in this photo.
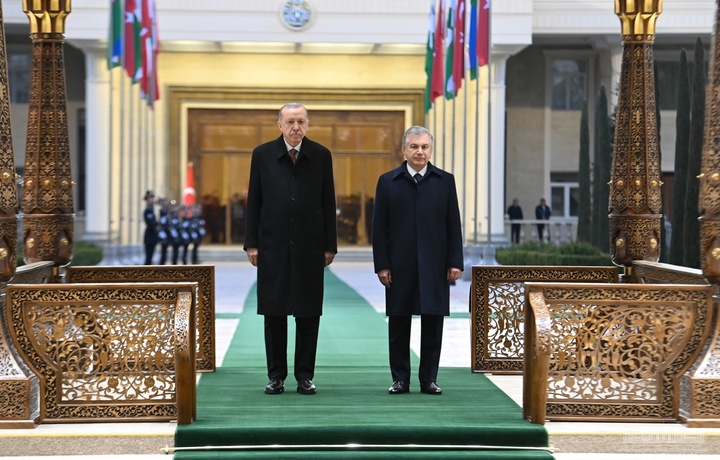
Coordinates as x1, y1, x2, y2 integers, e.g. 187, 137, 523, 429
244, 135, 337, 317
535, 204, 551, 220
372, 162, 463, 316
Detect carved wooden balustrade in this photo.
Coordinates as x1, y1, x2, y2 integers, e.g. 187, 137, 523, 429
66, 265, 216, 372
0, 262, 54, 427
471, 266, 619, 373
523, 282, 713, 425
5, 282, 197, 425
630, 261, 720, 427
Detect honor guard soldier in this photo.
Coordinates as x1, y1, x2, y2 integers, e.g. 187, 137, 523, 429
143, 190, 158, 264
168, 200, 183, 265
157, 197, 171, 264
192, 206, 206, 264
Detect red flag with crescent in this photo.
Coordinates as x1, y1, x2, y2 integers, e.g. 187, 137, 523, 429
183, 162, 197, 206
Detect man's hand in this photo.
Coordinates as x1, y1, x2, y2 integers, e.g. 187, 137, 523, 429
246, 248, 258, 267
377, 269, 392, 288
447, 267, 461, 282
324, 252, 335, 266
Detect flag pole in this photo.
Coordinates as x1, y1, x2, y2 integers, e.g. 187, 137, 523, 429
462, 75, 467, 244
484, 0, 497, 263
451, 97, 456, 179
106, 59, 117, 264
119, 33, 127, 258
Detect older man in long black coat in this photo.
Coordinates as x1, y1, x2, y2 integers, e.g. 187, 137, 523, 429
372, 126, 463, 396
244, 103, 337, 396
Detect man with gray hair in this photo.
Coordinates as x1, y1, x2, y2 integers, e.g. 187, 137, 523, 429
372, 126, 463, 395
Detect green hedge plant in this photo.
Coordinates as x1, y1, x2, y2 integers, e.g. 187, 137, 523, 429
496, 241, 613, 266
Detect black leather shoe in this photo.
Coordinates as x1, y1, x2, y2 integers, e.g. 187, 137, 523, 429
264, 378, 284, 394
420, 382, 442, 395
297, 378, 317, 395
388, 380, 410, 394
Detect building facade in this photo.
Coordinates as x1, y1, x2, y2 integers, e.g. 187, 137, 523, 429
0, 0, 714, 256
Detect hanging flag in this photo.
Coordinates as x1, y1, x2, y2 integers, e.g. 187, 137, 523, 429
150, 0, 160, 105
444, 0, 456, 99
424, 1, 436, 113
452, 0, 466, 94
124, 0, 142, 81
430, 0, 445, 102
140, 0, 160, 107
183, 162, 197, 207
107, 0, 123, 69
468, 0, 478, 79
478, 0, 490, 67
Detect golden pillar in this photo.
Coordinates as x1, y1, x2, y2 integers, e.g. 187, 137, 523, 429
680, 0, 720, 428
20, 0, 74, 271
699, 1, 720, 283
0, 1, 37, 429
609, 0, 663, 275
0, 1, 19, 281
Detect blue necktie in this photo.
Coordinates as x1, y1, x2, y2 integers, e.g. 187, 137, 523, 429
414, 173, 422, 183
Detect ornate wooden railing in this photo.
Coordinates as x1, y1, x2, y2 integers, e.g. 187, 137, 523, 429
5, 282, 196, 424
523, 282, 713, 424
0, 262, 54, 428
630, 261, 720, 427
631, 261, 710, 285
66, 265, 216, 372
471, 266, 619, 373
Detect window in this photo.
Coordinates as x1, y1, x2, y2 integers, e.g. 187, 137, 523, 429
551, 59, 587, 110
8, 53, 31, 104
551, 182, 579, 219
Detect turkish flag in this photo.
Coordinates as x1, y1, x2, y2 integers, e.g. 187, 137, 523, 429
183, 162, 197, 207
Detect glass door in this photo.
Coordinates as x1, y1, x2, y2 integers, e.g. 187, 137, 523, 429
188, 107, 406, 246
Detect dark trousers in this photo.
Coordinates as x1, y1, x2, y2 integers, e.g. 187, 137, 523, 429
537, 224, 546, 241
191, 242, 200, 264
510, 223, 521, 244
388, 315, 444, 385
264, 315, 320, 382
159, 243, 169, 265
144, 242, 156, 265
181, 243, 190, 264
172, 243, 180, 264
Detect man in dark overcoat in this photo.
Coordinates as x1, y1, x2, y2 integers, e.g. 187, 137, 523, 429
372, 126, 463, 396
244, 102, 337, 396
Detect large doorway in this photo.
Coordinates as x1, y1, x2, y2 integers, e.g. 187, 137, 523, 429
187, 108, 406, 246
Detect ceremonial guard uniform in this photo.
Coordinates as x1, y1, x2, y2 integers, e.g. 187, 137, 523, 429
169, 201, 184, 265
143, 190, 158, 265
158, 198, 171, 265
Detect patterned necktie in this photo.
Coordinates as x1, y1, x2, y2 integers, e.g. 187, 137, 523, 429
289, 148, 297, 164
414, 173, 422, 183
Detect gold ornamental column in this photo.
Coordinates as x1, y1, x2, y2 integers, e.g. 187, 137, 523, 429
0, 1, 18, 281
700, 0, 720, 283
0, 0, 38, 429
682, 0, 720, 428
21, 0, 73, 276
608, 0, 663, 277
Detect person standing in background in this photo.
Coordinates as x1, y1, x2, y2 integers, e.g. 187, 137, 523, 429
158, 197, 171, 265
143, 190, 158, 265
244, 102, 337, 396
507, 198, 523, 244
372, 126, 463, 396
535, 198, 551, 242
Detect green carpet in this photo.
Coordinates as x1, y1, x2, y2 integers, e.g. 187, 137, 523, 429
174, 270, 553, 459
